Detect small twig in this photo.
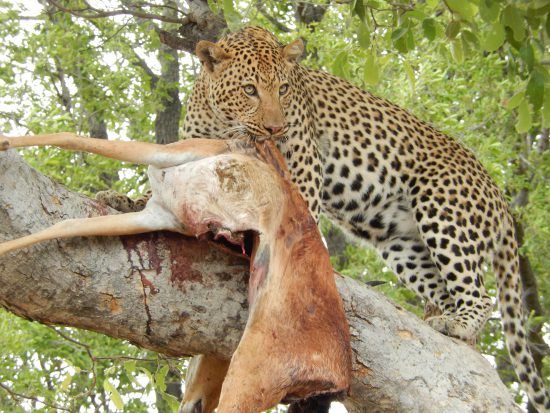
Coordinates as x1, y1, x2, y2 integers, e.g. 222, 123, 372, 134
94, 355, 157, 362
256, 1, 291, 33
87, 18, 133, 51
0, 382, 72, 412
136, 1, 186, 17
131, 51, 160, 88
370, 8, 379, 29
46, 0, 186, 24
0, 111, 31, 132
442, 0, 454, 16
46, 326, 98, 400
17, 15, 46, 20
387, 1, 414, 11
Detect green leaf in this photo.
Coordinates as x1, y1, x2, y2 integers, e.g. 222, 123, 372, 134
482, 22, 505, 52
206, 0, 220, 14
124, 360, 141, 386
519, 43, 535, 72
547, 11, 550, 37
155, 365, 169, 393
402, 10, 425, 21
425, 0, 439, 10
451, 40, 464, 63
391, 27, 408, 41
137, 367, 154, 391
542, 89, 550, 128
405, 30, 415, 51
124, 360, 136, 375
363, 53, 379, 86
446, 0, 478, 21
507, 91, 525, 110
422, 18, 436, 41
59, 374, 72, 391
446, 21, 461, 40
103, 379, 124, 410
501, 6, 525, 42
526, 70, 545, 111
525, 15, 541, 31
357, 23, 370, 48
526, 0, 550, 15
366, 0, 382, 7
394, 37, 408, 53
332, 51, 349, 79
392, 27, 410, 53
461, 30, 479, 47
161, 392, 181, 413
479, 0, 500, 23
352, 0, 366, 22
221, 0, 241, 31
504, 26, 522, 51
392, 27, 413, 54
403, 61, 415, 93
460, 36, 472, 58
515, 99, 532, 133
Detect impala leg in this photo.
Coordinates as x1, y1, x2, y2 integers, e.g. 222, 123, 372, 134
1, 133, 229, 168
216, 333, 288, 413
179, 355, 229, 413
0, 206, 179, 256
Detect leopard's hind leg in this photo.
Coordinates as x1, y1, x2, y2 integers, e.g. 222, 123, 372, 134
413, 199, 494, 342
377, 234, 455, 313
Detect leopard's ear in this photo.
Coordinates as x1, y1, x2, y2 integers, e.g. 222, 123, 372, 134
282, 38, 304, 63
196, 41, 231, 73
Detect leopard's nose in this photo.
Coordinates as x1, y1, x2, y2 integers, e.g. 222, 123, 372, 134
264, 125, 284, 135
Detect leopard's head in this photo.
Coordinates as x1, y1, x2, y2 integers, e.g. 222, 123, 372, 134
195, 27, 304, 140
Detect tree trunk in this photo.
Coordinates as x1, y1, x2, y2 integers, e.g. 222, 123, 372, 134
155, 0, 182, 145
0, 150, 521, 413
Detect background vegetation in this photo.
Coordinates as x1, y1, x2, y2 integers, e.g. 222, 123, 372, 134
0, 0, 547, 411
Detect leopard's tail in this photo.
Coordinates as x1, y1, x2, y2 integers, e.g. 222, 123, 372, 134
493, 223, 549, 412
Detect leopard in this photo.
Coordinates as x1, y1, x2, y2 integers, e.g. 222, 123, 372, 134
100, 27, 549, 411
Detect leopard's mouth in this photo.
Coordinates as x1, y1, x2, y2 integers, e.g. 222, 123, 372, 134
243, 125, 289, 142
250, 133, 287, 143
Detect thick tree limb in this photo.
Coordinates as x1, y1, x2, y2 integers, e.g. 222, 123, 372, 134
0, 151, 520, 412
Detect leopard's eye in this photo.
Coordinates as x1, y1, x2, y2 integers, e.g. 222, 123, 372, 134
243, 84, 257, 96
279, 83, 289, 96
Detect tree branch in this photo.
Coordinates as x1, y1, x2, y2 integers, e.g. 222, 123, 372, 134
46, 0, 186, 24
0, 382, 72, 412
45, 0, 227, 54
0, 150, 521, 412
256, 1, 291, 33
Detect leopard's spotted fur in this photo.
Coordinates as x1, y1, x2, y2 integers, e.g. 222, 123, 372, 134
102, 27, 549, 409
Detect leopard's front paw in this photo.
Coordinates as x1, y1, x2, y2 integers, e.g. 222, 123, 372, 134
132, 190, 152, 212
95, 190, 135, 213
425, 315, 477, 346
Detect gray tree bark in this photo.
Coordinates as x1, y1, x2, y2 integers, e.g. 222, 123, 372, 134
0, 150, 521, 413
